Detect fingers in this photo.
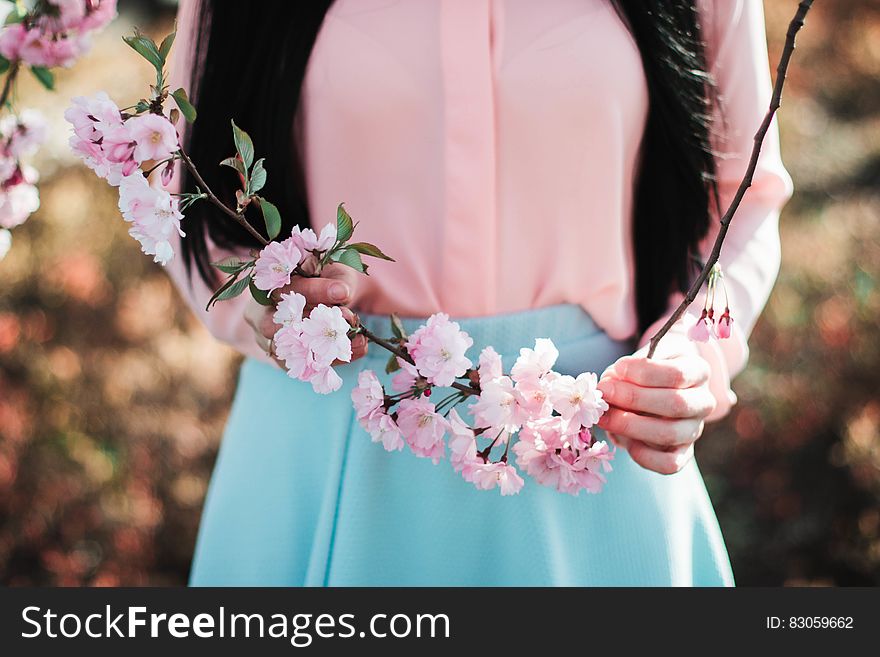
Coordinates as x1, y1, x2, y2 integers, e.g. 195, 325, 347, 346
348, 334, 368, 362
280, 263, 360, 308
612, 354, 710, 389
285, 276, 352, 307
597, 378, 716, 419
597, 408, 704, 449
626, 439, 695, 475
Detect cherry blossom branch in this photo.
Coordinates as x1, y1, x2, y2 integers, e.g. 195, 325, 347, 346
646, 0, 813, 359
176, 146, 269, 246
0, 61, 21, 108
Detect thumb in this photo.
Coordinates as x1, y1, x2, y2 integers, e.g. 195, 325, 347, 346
320, 262, 361, 294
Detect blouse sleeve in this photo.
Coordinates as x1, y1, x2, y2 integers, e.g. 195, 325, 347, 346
162, 0, 274, 364
638, 0, 794, 421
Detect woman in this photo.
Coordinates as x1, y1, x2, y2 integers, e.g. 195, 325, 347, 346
166, 0, 793, 586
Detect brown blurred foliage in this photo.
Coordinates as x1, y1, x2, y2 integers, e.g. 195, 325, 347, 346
1, 1, 879, 586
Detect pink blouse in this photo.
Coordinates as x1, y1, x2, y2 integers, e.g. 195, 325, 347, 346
166, 0, 793, 420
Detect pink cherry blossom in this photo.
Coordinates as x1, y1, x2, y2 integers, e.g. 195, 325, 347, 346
447, 409, 479, 475
513, 375, 555, 422
715, 309, 733, 340
299, 304, 352, 366
290, 223, 336, 253
160, 160, 175, 187
273, 306, 347, 394
308, 365, 343, 394
368, 413, 405, 452
1, 109, 48, 159
352, 369, 386, 428
65, 93, 127, 185
70, 136, 126, 184
0, 228, 11, 261
477, 346, 503, 386
687, 309, 712, 343
79, 0, 117, 32
125, 114, 179, 163
273, 325, 314, 380
405, 313, 473, 387
273, 291, 306, 328
470, 375, 519, 435
0, 24, 27, 61
514, 420, 614, 495
0, 179, 40, 229
469, 461, 525, 495
396, 398, 447, 463
46, 0, 87, 31
252, 238, 303, 292
511, 338, 559, 384
117, 173, 184, 265
64, 92, 122, 141
101, 124, 137, 171
18, 26, 84, 67
549, 372, 608, 427
390, 356, 421, 393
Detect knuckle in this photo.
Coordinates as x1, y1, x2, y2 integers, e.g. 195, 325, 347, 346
670, 391, 690, 417
667, 367, 687, 388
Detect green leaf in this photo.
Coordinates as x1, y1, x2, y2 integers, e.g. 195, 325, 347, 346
158, 30, 176, 62
249, 158, 267, 194
219, 156, 246, 178
171, 88, 197, 123
30, 66, 54, 90
122, 34, 163, 71
213, 276, 250, 305
390, 313, 407, 340
205, 274, 238, 310
258, 197, 282, 241
211, 255, 251, 274
134, 99, 151, 113
385, 352, 401, 375
4, 4, 25, 25
231, 120, 254, 169
0, 56, 9, 75
336, 203, 354, 243
348, 241, 395, 262
336, 248, 366, 274
249, 278, 273, 306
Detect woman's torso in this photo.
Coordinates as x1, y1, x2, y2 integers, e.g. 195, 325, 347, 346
297, 0, 649, 340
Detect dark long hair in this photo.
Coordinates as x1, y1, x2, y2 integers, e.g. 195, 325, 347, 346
181, 0, 718, 334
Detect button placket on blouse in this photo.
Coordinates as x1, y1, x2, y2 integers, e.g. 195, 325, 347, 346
439, 0, 498, 314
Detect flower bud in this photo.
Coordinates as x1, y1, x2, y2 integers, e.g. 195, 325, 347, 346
687, 309, 712, 343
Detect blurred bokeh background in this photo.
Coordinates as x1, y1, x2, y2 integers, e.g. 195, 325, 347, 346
1, 0, 878, 586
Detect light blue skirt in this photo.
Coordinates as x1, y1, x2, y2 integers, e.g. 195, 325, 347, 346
189, 304, 734, 586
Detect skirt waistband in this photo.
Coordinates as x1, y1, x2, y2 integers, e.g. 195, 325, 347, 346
357, 303, 621, 361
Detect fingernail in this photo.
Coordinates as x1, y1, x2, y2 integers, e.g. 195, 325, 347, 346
330, 283, 349, 302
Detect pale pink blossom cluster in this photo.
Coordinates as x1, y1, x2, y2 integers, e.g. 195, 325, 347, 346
350, 318, 613, 496
688, 306, 734, 342
117, 172, 184, 266
65, 93, 184, 264
0, 0, 117, 68
0, 110, 45, 233
65, 93, 179, 184
252, 224, 338, 291
271, 291, 353, 394
687, 268, 734, 343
